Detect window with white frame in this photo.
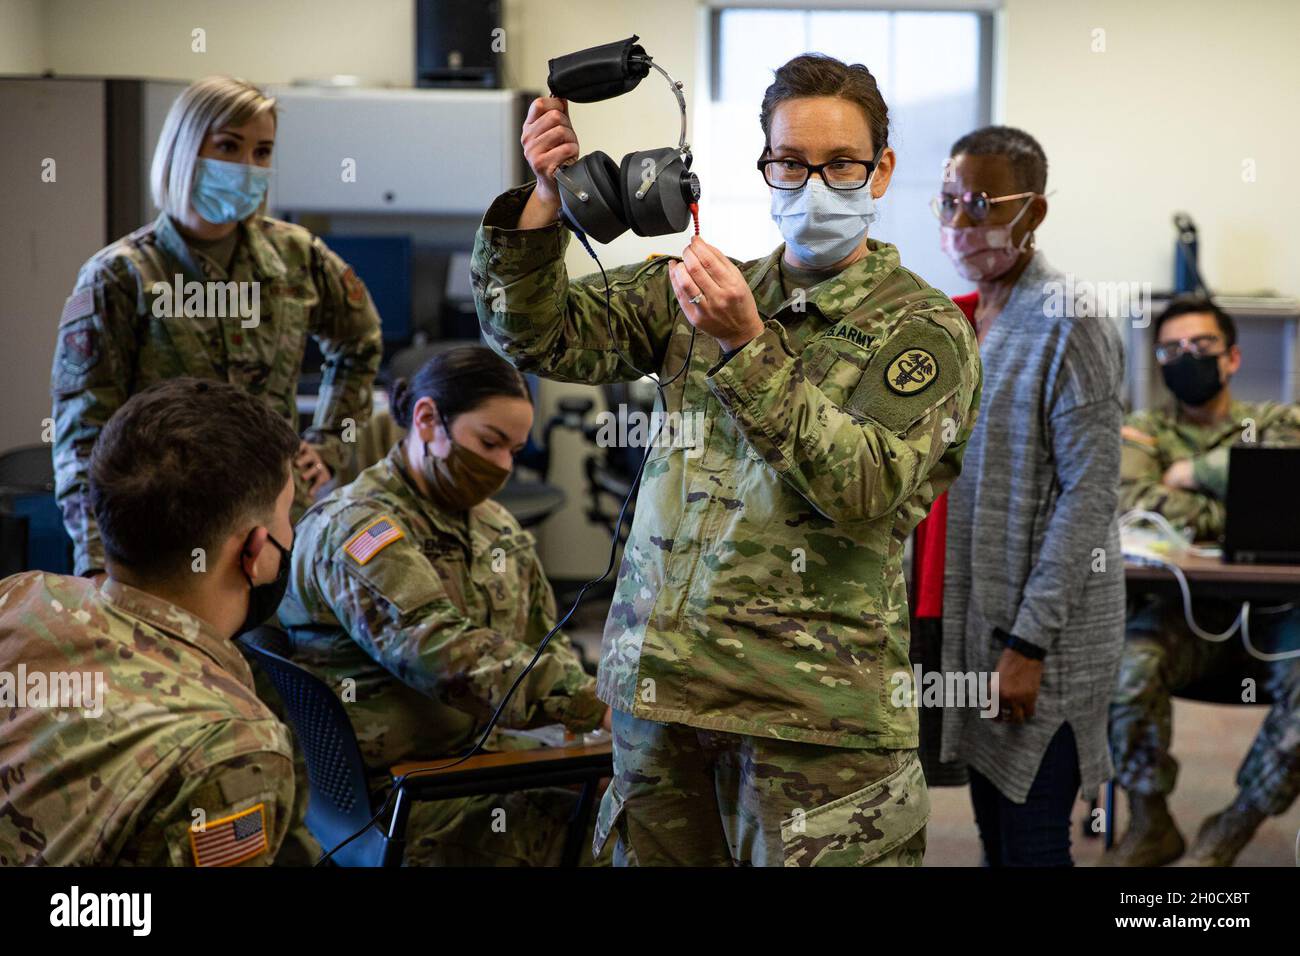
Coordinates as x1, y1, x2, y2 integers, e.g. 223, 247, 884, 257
696, 6, 992, 296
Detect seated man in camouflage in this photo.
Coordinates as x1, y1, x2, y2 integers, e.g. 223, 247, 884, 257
0, 378, 300, 866
1104, 296, 1300, 866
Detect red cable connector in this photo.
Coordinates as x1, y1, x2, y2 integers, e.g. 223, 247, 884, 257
689, 202, 700, 236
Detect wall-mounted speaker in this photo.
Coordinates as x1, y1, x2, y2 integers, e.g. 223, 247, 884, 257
415, 0, 504, 88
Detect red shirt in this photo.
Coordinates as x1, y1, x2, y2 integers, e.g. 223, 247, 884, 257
911, 292, 978, 619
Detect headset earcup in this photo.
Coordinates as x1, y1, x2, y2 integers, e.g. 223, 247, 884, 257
618, 151, 653, 236
588, 151, 628, 231
555, 150, 629, 243
621, 148, 692, 237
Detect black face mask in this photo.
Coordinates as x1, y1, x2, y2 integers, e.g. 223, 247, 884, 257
1161, 353, 1223, 407
238, 532, 292, 635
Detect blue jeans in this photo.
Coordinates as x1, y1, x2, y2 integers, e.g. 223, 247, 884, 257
967, 722, 1080, 866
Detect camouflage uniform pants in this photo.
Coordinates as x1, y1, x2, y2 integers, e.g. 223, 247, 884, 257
1109, 596, 1300, 816
404, 787, 611, 867
594, 710, 929, 866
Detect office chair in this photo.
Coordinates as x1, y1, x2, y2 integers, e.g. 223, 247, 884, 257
575, 381, 657, 545
0, 513, 28, 578
0, 444, 73, 574
0, 445, 57, 490
239, 626, 610, 867
238, 626, 401, 867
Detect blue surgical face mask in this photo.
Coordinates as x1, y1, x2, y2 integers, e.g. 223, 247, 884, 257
190, 157, 272, 224
770, 174, 880, 268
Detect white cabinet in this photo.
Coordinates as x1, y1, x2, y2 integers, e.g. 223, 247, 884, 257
265, 87, 521, 215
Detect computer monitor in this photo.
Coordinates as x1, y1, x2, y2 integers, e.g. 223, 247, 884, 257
320, 234, 413, 343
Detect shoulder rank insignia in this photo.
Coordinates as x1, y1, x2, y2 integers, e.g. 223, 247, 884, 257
344, 516, 404, 565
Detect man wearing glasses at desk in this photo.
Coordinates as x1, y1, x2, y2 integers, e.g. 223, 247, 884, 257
1106, 295, 1300, 866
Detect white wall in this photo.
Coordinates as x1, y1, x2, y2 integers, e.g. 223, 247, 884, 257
1000, 0, 1299, 298
0, 80, 106, 455
21, 0, 1292, 296
41, 0, 415, 86
0, 0, 49, 73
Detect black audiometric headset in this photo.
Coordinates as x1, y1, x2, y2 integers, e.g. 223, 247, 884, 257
317, 37, 703, 866
547, 35, 702, 243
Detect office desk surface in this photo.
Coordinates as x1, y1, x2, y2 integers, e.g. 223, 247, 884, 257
392, 740, 613, 781
1125, 553, 1300, 585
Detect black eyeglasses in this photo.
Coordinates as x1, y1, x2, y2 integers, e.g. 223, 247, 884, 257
1154, 335, 1225, 366
757, 148, 883, 191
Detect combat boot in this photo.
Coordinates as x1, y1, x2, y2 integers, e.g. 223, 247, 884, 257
1097, 792, 1184, 866
1184, 795, 1265, 867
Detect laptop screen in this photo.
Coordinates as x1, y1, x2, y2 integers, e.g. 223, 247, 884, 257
1224, 444, 1300, 563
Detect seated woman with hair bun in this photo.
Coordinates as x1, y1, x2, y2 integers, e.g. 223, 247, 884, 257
279, 345, 610, 866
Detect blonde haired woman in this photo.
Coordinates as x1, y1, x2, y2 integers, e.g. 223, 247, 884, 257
51, 75, 382, 579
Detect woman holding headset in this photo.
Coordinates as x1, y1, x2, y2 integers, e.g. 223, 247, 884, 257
51, 74, 382, 579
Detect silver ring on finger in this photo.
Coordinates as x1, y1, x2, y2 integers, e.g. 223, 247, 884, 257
689, 293, 705, 305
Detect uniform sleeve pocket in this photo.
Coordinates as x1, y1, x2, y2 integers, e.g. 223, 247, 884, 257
802, 342, 870, 412
779, 752, 929, 866
482, 531, 535, 614
338, 529, 443, 619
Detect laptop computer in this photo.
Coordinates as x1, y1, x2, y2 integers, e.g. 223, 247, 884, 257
1223, 444, 1300, 564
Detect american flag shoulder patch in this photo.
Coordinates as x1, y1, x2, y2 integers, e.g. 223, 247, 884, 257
344, 516, 405, 565
59, 287, 94, 326
189, 802, 269, 867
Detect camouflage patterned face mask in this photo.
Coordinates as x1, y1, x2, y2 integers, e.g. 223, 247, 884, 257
422, 416, 510, 512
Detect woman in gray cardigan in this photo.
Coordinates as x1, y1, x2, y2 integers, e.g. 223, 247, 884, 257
935, 127, 1126, 866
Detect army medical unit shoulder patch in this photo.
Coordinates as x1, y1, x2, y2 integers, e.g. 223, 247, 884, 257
846, 317, 961, 433
189, 803, 268, 867
885, 348, 938, 395
344, 516, 404, 565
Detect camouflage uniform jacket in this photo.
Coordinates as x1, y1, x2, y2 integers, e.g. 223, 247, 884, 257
471, 184, 983, 749
51, 213, 383, 574
1121, 398, 1300, 540
277, 444, 606, 770
0, 572, 295, 866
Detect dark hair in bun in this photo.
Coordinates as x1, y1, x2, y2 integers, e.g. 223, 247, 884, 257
390, 345, 531, 430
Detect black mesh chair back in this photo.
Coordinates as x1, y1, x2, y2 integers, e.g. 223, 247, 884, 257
0, 445, 56, 493
238, 626, 391, 866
